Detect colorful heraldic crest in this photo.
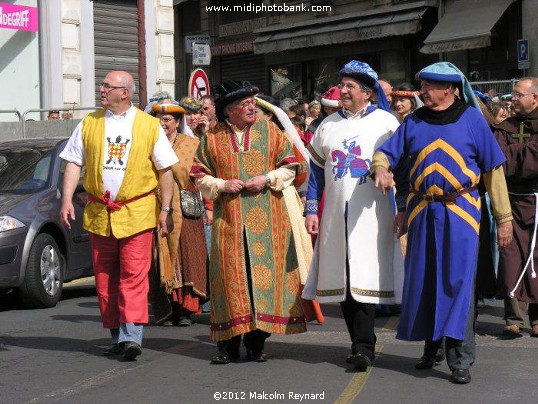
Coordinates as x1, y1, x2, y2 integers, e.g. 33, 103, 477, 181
303, 109, 402, 305
331, 136, 371, 183
106, 135, 130, 165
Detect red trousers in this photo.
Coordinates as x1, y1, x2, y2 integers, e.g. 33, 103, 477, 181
90, 229, 153, 328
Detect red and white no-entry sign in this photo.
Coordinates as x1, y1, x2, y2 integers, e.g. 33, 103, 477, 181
188, 68, 210, 100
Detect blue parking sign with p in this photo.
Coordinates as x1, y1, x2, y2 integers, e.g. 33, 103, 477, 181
517, 39, 529, 70
518, 39, 529, 61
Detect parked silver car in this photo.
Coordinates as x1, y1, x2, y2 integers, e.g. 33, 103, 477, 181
0, 137, 93, 308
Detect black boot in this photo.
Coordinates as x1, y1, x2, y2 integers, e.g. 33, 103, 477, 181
211, 337, 241, 364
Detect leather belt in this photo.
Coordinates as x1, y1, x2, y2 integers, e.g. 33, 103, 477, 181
410, 185, 477, 203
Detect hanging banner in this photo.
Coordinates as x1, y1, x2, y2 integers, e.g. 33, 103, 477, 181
0, 2, 39, 32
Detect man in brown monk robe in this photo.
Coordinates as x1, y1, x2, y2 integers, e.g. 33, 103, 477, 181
493, 77, 538, 338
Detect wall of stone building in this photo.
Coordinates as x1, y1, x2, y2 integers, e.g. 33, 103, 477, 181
522, 0, 537, 76
0, 120, 82, 142
60, 0, 86, 116
39, 0, 175, 117
154, 0, 176, 98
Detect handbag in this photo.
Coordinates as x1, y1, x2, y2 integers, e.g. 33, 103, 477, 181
180, 189, 203, 218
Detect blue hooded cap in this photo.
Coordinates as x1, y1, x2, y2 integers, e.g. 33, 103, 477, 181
416, 62, 481, 111
473, 90, 490, 104
338, 60, 390, 112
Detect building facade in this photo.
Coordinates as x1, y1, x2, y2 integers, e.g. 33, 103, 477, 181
175, 0, 536, 102
0, 0, 176, 122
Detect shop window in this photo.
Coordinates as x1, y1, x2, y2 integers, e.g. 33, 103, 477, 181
180, 0, 201, 33
270, 64, 303, 102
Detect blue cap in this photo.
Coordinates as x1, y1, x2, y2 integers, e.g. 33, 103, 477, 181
416, 62, 481, 111
338, 60, 390, 112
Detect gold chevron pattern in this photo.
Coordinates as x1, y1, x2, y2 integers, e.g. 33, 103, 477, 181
410, 138, 479, 187
407, 139, 483, 233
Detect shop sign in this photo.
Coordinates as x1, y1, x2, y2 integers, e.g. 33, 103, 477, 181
185, 35, 210, 53
0, 2, 38, 32
193, 43, 211, 66
211, 41, 253, 56
219, 17, 267, 37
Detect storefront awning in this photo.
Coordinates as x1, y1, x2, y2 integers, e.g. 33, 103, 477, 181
420, 0, 514, 54
253, 6, 430, 54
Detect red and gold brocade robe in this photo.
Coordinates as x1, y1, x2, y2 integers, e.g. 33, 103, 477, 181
193, 120, 307, 341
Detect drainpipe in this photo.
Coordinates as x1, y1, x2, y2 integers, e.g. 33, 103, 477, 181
138, 0, 147, 111
439, 0, 445, 62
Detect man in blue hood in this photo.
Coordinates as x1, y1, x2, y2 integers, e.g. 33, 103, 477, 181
372, 62, 513, 384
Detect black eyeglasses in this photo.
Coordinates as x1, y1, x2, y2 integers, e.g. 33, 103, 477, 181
100, 82, 126, 91
511, 91, 535, 100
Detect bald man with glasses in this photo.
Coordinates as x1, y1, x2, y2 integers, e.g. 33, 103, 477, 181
493, 77, 538, 339
60, 70, 178, 360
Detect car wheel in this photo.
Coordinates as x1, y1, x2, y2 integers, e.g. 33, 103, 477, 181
19, 233, 64, 308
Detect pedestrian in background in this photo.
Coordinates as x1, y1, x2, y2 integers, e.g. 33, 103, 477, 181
48, 110, 61, 120
493, 77, 538, 338
201, 95, 218, 132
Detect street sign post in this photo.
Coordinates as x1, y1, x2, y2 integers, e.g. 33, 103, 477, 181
192, 43, 211, 66
184, 35, 210, 53
517, 39, 530, 70
188, 68, 210, 100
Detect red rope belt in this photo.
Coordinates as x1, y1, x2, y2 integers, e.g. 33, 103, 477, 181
88, 190, 155, 212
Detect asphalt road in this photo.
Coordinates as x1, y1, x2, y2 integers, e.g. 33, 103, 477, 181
1, 279, 537, 404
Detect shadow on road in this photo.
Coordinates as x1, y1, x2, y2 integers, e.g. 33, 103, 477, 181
49, 314, 103, 323
0, 290, 20, 312
61, 286, 97, 301
0, 285, 97, 312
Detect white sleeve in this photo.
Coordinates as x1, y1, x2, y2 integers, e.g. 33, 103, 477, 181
59, 121, 85, 166
151, 126, 179, 169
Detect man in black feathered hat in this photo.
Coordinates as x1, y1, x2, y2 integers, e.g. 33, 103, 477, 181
192, 80, 307, 364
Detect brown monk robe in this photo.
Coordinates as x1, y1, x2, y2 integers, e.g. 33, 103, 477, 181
475, 99, 498, 299
493, 101, 538, 336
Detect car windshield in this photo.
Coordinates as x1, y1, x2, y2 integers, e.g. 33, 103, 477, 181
0, 148, 53, 194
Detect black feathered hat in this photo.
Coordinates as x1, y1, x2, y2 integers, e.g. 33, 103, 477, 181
215, 80, 259, 122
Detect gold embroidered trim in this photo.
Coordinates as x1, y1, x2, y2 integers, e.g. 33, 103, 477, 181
307, 143, 325, 167
316, 288, 345, 296
351, 287, 395, 298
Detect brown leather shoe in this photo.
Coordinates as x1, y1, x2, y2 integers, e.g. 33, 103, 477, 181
502, 324, 523, 338
531, 325, 538, 338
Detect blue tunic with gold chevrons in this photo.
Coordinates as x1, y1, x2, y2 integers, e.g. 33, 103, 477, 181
377, 105, 506, 341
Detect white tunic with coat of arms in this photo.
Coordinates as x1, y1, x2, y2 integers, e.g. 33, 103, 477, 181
302, 107, 403, 304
